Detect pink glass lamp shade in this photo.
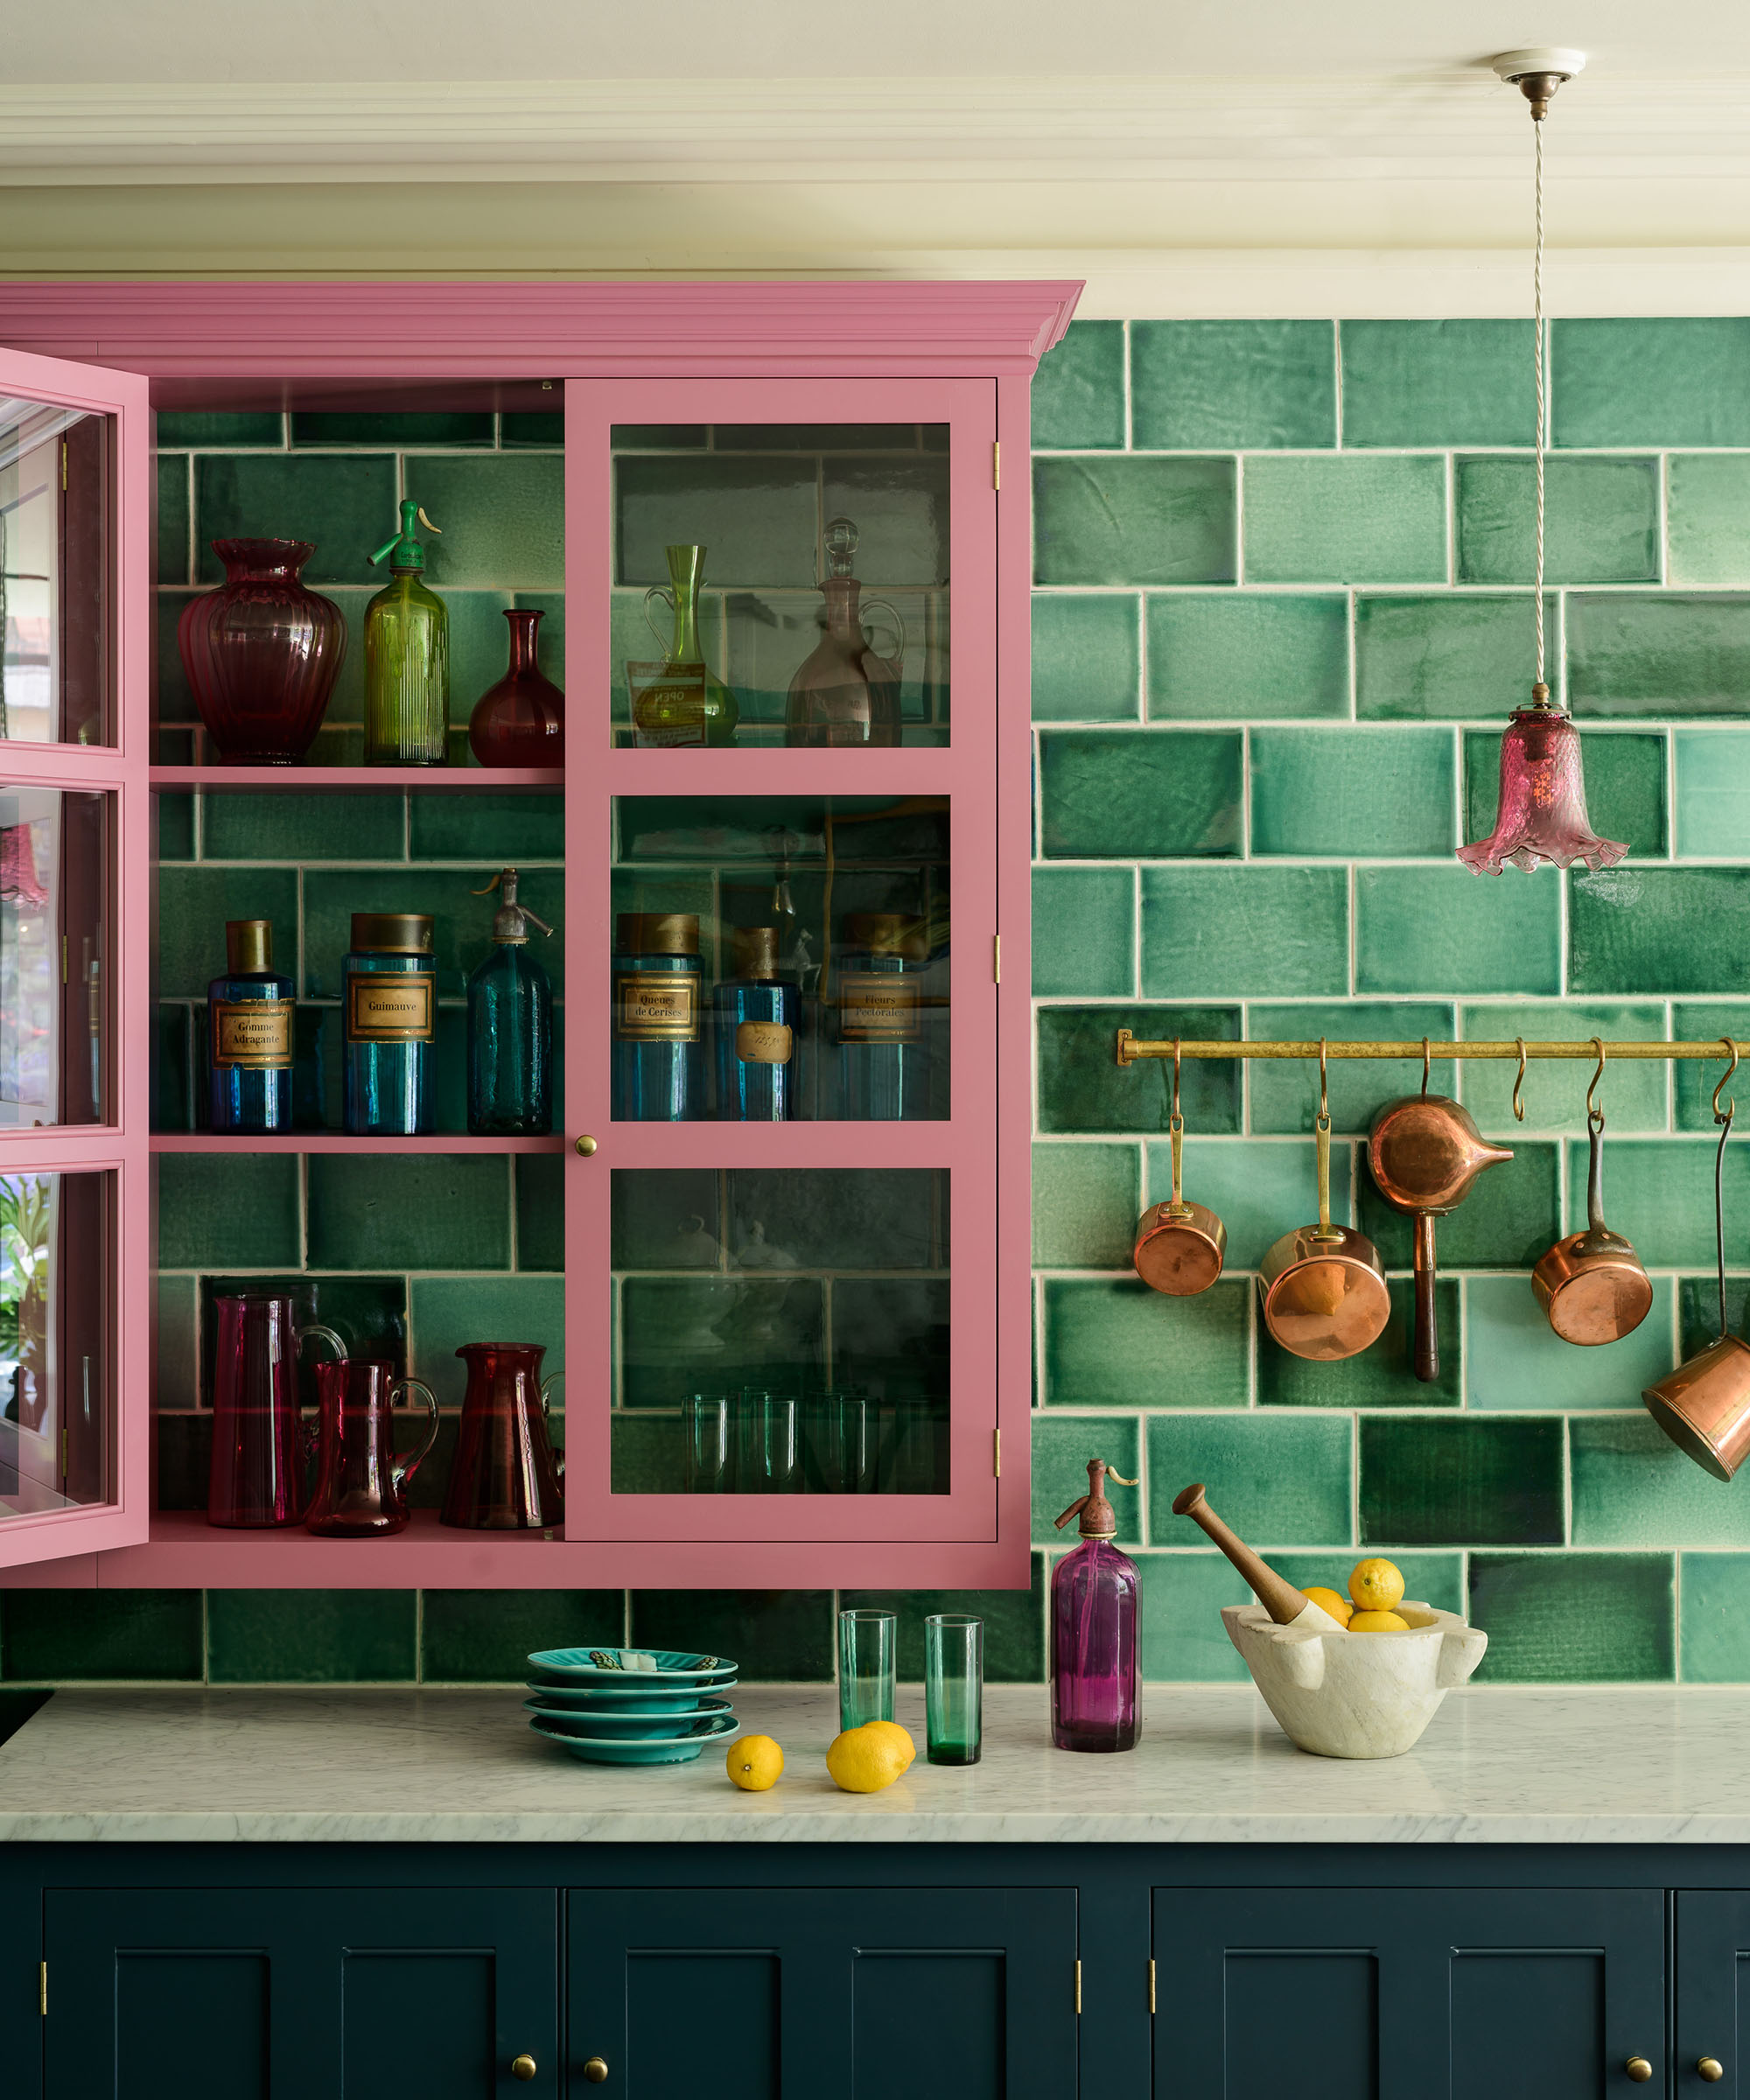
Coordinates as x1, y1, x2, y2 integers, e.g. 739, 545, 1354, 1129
1458, 694, 1628, 876
177, 539, 347, 765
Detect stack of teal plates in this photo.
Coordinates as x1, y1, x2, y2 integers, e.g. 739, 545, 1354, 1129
524, 1648, 740, 1766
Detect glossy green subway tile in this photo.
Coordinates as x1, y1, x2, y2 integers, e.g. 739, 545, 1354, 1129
157, 455, 191, 584
1572, 1415, 1750, 1545
1570, 867, 1750, 994
1465, 731, 1668, 862
156, 791, 194, 862
1673, 729, 1750, 856
1455, 457, 1659, 585
1672, 1006, 1750, 1130
832, 1277, 948, 1398
290, 411, 494, 447
1042, 1277, 1250, 1408
1146, 593, 1349, 721
1552, 318, 1750, 447
156, 411, 284, 448
1359, 1416, 1564, 1547
1250, 726, 1455, 857
1136, 1552, 1251, 1681
157, 1152, 301, 1270
1130, 320, 1336, 450
193, 454, 398, 587
1031, 594, 1141, 722
152, 1002, 194, 1132
1459, 1003, 1669, 1131
1141, 867, 1349, 999
502, 412, 565, 448
408, 791, 565, 860
628, 1588, 834, 1680
0, 1592, 204, 1683
200, 790, 405, 863
301, 867, 564, 998
407, 1276, 564, 1410
717, 1170, 941, 1272
1678, 1554, 1750, 1681
1032, 1143, 1140, 1269
611, 1169, 721, 1270
157, 866, 299, 1000
1338, 320, 1536, 447
420, 1591, 623, 1682
1681, 1275, 1750, 1358
197, 1277, 407, 1407
618, 457, 817, 589
1468, 1551, 1674, 1682
206, 1591, 417, 1683
1465, 1273, 1676, 1411
1355, 865, 1561, 995
155, 592, 199, 726
1032, 320, 1126, 449
1259, 1278, 1460, 1410
1567, 594, 1750, 718
1032, 458, 1236, 587
514, 1155, 564, 1271
441, 592, 524, 719
842, 1556, 1047, 1683
154, 1410, 209, 1511
1242, 457, 1446, 584
1146, 1136, 1349, 1270
1354, 592, 1548, 721
1247, 1004, 1456, 1134
1039, 730, 1242, 858
412, 456, 564, 589
1031, 1415, 1143, 1544
1276, 1549, 1467, 1615
620, 1274, 818, 1409
1564, 1138, 1750, 1268
157, 1272, 197, 1404
306, 1153, 510, 1270
1032, 867, 1135, 998
1145, 1412, 1353, 1545
1357, 1140, 1558, 1270
1667, 455, 1750, 586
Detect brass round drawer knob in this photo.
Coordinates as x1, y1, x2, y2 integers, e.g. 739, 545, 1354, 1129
575, 1134, 598, 1157
510, 2055, 538, 2082
584, 2059, 609, 2084
1699, 2060, 1726, 2083
1625, 2059, 1654, 2083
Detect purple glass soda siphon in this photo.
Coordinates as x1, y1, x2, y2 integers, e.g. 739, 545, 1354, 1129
1050, 1457, 1142, 1753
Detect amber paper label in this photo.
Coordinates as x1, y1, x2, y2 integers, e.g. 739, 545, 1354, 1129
346, 976, 435, 1043
735, 1019, 794, 1066
837, 973, 920, 1045
629, 665, 708, 749
617, 972, 699, 1042
212, 1000, 294, 1069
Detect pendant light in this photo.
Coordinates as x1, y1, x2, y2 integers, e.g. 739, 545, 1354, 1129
1458, 49, 1628, 877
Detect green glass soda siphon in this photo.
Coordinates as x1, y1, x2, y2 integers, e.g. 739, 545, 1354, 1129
365, 499, 449, 765
466, 868, 555, 1135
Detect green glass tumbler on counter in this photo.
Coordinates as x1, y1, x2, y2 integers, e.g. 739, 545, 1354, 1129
838, 1607, 896, 1732
925, 1614, 983, 1767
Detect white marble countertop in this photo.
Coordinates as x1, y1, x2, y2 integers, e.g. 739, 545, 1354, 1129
4, 1682, 1750, 1844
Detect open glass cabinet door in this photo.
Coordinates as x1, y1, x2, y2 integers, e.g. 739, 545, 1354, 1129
0, 346, 150, 1568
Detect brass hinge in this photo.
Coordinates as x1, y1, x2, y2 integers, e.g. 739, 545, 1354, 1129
992, 440, 1001, 491
39, 1960, 46, 2015
1148, 1957, 1156, 2014
1074, 1958, 1082, 2015
992, 1429, 1001, 1479
60, 441, 66, 493
992, 933, 1000, 984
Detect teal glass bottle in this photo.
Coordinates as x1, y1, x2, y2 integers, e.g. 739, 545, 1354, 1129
612, 914, 704, 1120
206, 918, 294, 1134
714, 925, 800, 1121
342, 913, 436, 1136
364, 499, 449, 765
467, 868, 555, 1136
835, 912, 928, 1119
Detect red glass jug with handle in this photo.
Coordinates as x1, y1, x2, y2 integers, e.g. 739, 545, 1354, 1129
304, 1359, 440, 1538
206, 1292, 346, 1528
440, 1342, 564, 1530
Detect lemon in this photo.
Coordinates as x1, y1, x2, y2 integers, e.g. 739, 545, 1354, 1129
1348, 1557, 1405, 1614
1348, 1609, 1410, 1632
1300, 1586, 1353, 1627
826, 1720, 915, 1794
726, 1733, 784, 1791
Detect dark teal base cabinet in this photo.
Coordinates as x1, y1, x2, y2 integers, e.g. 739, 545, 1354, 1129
6, 1844, 1750, 2096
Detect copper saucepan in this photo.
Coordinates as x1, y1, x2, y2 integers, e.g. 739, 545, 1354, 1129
1134, 1041, 1226, 1297
1532, 1042, 1653, 1346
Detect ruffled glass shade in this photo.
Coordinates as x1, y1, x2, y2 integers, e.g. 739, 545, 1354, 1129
1458, 705, 1628, 875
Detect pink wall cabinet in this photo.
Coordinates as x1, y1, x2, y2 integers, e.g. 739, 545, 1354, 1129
0, 283, 1077, 1592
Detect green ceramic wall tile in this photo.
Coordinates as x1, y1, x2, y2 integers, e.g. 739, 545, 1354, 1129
1250, 726, 1455, 857
306, 1153, 510, 1270
1564, 1138, 1750, 1268
1571, 868, 1750, 993
617, 455, 817, 589
1468, 1551, 1675, 1682
1247, 1004, 1456, 1134
1672, 1005, 1750, 1130
1460, 1003, 1669, 1131
502, 411, 565, 448
1032, 458, 1236, 587
1681, 1275, 1750, 1358
154, 1411, 209, 1511
841, 1555, 1046, 1683
1146, 1136, 1348, 1270
157, 1152, 301, 1270
1, 1592, 203, 1683
1359, 1417, 1564, 1547
1572, 1415, 1750, 1544
1276, 1549, 1467, 1615
200, 790, 405, 863
1032, 1143, 1140, 1269
301, 867, 564, 998
1339, 320, 1536, 447
193, 454, 398, 587
156, 592, 198, 726
156, 792, 194, 862
1145, 1412, 1353, 1545
157, 867, 299, 999
156, 411, 284, 448
157, 1272, 197, 1404
157, 454, 191, 584
1032, 320, 1126, 449
1130, 320, 1336, 450
435, 591, 521, 720
1141, 867, 1349, 998
409, 791, 565, 861
1032, 867, 1135, 998
1455, 457, 1660, 585
290, 411, 494, 447
628, 1588, 835, 1679
611, 1410, 682, 1494
1354, 592, 1548, 721
1259, 1278, 1460, 1409
1552, 318, 1750, 447
611, 1169, 721, 1269
1678, 1554, 1750, 1681
152, 1001, 194, 1132
833, 1277, 948, 1399
1146, 594, 1349, 721
414, 456, 564, 589
420, 1591, 623, 1681
620, 1274, 818, 1409
1355, 865, 1561, 995
1567, 594, 1750, 718
1465, 1273, 1676, 1410
1030, 1415, 1142, 1544
407, 1276, 564, 1410
199, 1276, 407, 1404
1039, 730, 1242, 858
1674, 729, 1750, 856
514, 1155, 564, 1271
1031, 595, 1142, 722
206, 1591, 417, 1683
728, 1171, 941, 1273
1465, 731, 1668, 860
1242, 457, 1446, 584
1135, 1552, 1251, 1681
1042, 1278, 1250, 1408
1358, 1140, 1558, 1270
1036, 1005, 1241, 1134
1669, 455, 1750, 586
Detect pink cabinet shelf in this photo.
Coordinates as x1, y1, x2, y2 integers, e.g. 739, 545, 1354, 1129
150, 766, 564, 792
150, 1134, 567, 1155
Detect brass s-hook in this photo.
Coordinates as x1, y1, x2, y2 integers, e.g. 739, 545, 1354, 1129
1317, 1037, 1330, 1129
1714, 1038, 1740, 1126
1586, 1036, 1606, 1130
1513, 1037, 1528, 1123
1171, 1039, 1182, 1130
1421, 1037, 1431, 1096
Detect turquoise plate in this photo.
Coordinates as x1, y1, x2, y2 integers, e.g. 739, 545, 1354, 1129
522, 1698, 732, 1739
522, 1678, 738, 1712
527, 1647, 738, 1685
528, 1712, 739, 1765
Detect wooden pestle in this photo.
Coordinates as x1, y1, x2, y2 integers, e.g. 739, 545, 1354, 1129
1171, 1482, 1312, 1627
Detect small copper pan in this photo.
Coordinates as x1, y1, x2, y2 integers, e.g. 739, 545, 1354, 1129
1532, 1043, 1652, 1346
1134, 1041, 1226, 1297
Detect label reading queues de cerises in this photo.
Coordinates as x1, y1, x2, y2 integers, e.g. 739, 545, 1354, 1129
212, 1001, 295, 1069
616, 973, 700, 1042
836, 973, 920, 1045
346, 977, 436, 1043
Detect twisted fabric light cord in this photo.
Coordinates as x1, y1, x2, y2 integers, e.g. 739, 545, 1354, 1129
1533, 111, 1547, 695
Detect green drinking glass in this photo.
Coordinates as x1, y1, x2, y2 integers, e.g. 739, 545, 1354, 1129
924, 1614, 983, 1767
837, 1607, 896, 1732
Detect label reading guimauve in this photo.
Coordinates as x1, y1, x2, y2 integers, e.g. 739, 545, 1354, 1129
346, 976, 435, 1043
836, 973, 920, 1045
616, 972, 699, 1042
734, 1019, 794, 1066
211, 999, 294, 1070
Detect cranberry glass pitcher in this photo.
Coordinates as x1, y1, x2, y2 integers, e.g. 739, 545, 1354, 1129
206, 1292, 346, 1528
304, 1359, 440, 1538
440, 1342, 564, 1530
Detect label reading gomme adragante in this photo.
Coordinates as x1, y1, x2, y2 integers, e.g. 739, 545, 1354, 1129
212, 1001, 294, 1069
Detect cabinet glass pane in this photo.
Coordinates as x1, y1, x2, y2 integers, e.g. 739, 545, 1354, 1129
612, 795, 948, 1123
610, 1167, 949, 1494
611, 424, 949, 749
0, 396, 110, 745
0, 788, 108, 1127
0, 1168, 111, 1518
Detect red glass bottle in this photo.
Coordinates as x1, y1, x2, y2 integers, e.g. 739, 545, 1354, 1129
440, 1342, 564, 1530
177, 538, 348, 765
1050, 1459, 1142, 1752
468, 608, 565, 766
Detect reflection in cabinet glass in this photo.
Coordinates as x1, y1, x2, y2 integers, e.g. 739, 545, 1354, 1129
0, 396, 110, 746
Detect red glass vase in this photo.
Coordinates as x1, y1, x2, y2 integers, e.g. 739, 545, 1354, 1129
468, 608, 565, 766
177, 538, 347, 765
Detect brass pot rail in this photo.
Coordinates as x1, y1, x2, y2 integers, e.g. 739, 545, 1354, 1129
1116, 1032, 1740, 1066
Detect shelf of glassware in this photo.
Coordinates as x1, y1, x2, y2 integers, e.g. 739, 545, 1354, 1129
148, 1134, 567, 1155
150, 766, 564, 793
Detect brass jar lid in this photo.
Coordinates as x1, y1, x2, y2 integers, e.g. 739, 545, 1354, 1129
732, 925, 780, 979
617, 912, 699, 957
225, 919, 274, 974
844, 912, 919, 956
350, 912, 434, 956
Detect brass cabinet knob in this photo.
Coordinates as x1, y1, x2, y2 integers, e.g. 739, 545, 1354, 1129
1699, 2061, 1726, 2083
583, 2060, 609, 2084
510, 2055, 538, 2082
575, 1134, 598, 1157
1625, 2060, 1654, 2083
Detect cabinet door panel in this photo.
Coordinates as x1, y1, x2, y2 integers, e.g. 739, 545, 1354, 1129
1676, 1891, 1750, 2096
623, 1949, 780, 2100
851, 1949, 1007, 2100
115, 1950, 270, 2100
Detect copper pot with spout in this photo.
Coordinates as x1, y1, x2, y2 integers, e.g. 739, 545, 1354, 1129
1532, 1047, 1652, 1347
